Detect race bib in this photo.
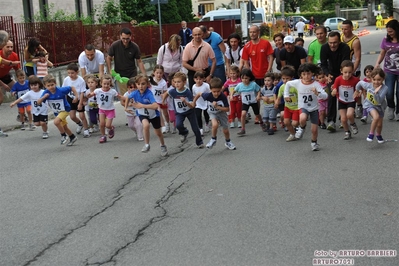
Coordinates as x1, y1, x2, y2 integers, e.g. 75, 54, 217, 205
174, 98, 189, 113
338, 88, 354, 103
366, 91, 379, 105
49, 99, 65, 112
301, 92, 317, 109
241, 91, 256, 104
99, 93, 113, 109
207, 101, 223, 114
137, 107, 156, 119
17, 89, 29, 99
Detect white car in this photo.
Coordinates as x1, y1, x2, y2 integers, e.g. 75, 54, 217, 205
323, 17, 346, 31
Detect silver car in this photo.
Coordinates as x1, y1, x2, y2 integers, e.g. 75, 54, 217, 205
323, 17, 346, 31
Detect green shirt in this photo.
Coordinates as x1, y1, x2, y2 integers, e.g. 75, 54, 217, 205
308, 39, 326, 65
278, 83, 298, 110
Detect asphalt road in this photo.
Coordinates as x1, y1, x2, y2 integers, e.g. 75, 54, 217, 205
0, 27, 398, 266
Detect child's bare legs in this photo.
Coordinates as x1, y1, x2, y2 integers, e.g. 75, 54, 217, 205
310, 123, 318, 142
369, 109, 383, 135
27, 109, 33, 124
69, 110, 81, 124
154, 127, 165, 146
340, 109, 349, 132
284, 117, 295, 134
105, 118, 113, 132
240, 110, 247, 130
54, 117, 65, 134
299, 112, 307, 128
63, 124, 73, 136
319, 110, 326, 125
79, 111, 89, 129
211, 118, 218, 137
38, 121, 48, 133
347, 107, 355, 125
222, 127, 230, 140
99, 114, 106, 136
162, 108, 169, 124
142, 119, 151, 144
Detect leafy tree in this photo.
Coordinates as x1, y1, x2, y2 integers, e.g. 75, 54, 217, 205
321, 0, 363, 10
121, 0, 157, 23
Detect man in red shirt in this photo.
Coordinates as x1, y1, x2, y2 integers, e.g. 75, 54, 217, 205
0, 40, 20, 100
241, 25, 274, 86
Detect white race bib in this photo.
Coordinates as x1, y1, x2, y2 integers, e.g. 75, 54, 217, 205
49, 99, 66, 112
241, 91, 256, 104
174, 98, 189, 113
338, 87, 354, 103
137, 107, 156, 119
98, 93, 113, 109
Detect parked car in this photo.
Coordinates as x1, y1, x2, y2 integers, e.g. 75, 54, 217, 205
323, 17, 346, 31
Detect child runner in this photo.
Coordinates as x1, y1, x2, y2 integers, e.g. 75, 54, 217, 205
284, 63, 328, 151
260, 72, 277, 135
223, 65, 242, 128
354, 68, 388, 143
87, 74, 122, 143
36, 74, 79, 146
331, 60, 360, 140
162, 72, 204, 148
10, 76, 49, 138
194, 77, 236, 150
192, 71, 210, 136
150, 65, 169, 134
274, 73, 285, 129
35, 51, 53, 79
126, 74, 168, 156
62, 63, 90, 137
122, 77, 144, 141
166, 73, 177, 134
233, 68, 262, 136
316, 69, 329, 129
83, 74, 99, 133
360, 65, 374, 123
11, 70, 34, 130
276, 66, 298, 141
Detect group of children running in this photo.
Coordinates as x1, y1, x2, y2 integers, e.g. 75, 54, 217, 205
7, 59, 389, 154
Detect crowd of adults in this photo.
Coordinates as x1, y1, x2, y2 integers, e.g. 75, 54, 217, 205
1, 18, 399, 131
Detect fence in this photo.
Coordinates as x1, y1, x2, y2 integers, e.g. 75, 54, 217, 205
0, 18, 236, 66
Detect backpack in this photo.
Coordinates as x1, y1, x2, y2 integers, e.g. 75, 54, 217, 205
163, 43, 183, 56
229, 46, 242, 64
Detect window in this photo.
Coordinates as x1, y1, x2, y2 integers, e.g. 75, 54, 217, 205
86, 0, 93, 16
75, 0, 82, 18
39, 0, 48, 19
22, 0, 34, 22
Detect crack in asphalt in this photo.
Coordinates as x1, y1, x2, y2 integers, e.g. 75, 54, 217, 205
23, 142, 204, 266
86, 149, 206, 266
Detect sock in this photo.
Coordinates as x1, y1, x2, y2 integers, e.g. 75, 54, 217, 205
61, 133, 67, 137
212, 136, 217, 140
225, 139, 230, 142
77, 122, 82, 126
311, 139, 317, 143
69, 134, 76, 140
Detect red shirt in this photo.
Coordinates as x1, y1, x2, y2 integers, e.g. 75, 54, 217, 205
333, 75, 360, 103
0, 51, 20, 78
242, 39, 273, 79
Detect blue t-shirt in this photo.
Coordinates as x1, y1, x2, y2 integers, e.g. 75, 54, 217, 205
42, 86, 72, 112
203, 31, 225, 66
11, 81, 30, 107
201, 92, 229, 114
168, 87, 194, 114
128, 88, 160, 118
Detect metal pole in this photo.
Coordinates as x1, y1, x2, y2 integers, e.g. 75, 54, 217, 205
158, 0, 162, 46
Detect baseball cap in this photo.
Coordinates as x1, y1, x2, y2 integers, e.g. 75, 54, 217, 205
283, 35, 294, 44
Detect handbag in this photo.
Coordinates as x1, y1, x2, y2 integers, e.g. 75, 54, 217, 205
187, 47, 203, 76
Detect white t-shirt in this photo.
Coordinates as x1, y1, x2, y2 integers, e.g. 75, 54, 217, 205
78, 50, 105, 74
166, 86, 175, 111
85, 90, 98, 111
284, 79, 327, 112
295, 21, 306, 33
62, 76, 86, 99
20, 89, 48, 116
224, 46, 243, 66
192, 82, 211, 110
123, 91, 136, 117
93, 88, 118, 110
150, 78, 167, 104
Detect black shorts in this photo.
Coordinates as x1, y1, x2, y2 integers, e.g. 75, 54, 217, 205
0, 74, 13, 85
338, 101, 356, 110
33, 114, 48, 123
67, 96, 84, 112
242, 102, 260, 115
278, 103, 284, 112
139, 115, 161, 129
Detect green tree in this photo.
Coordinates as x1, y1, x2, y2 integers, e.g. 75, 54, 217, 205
284, 0, 321, 12
321, 0, 363, 10
121, 0, 157, 23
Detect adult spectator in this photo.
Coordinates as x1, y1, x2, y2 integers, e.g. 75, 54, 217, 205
0, 41, 20, 92
241, 25, 274, 86
178, 21, 192, 47
271, 33, 285, 73
341, 20, 362, 117
23, 37, 47, 77
156, 34, 183, 80
375, 19, 399, 120
199, 25, 226, 84
309, 16, 316, 36
78, 44, 105, 78
307, 25, 327, 64
295, 18, 306, 38
224, 33, 243, 75
182, 27, 216, 90
106, 27, 146, 95
280, 35, 307, 78
320, 31, 350, 132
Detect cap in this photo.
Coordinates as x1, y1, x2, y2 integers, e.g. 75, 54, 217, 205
283, 35, 294, 44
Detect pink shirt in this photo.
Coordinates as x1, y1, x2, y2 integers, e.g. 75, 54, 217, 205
156, 43, 183, 74
182, 40, 215, 70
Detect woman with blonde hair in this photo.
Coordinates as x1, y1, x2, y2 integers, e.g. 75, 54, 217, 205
156, 34, 183, 80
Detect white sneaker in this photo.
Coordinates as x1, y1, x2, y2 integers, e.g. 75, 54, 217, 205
160, 145, 168, 156
225, 141, 236, 150
387, 107, 395, 120
76, 125, 83, 134
286, 134, 296, 142
67, 136, 78, 146
83, 129, 91, 138
204, 124, 210, 133
88, 128, 94, 133
29, 124, 36, 131
311, 142, 320, 151
138, 137, 144, 141
93, 125, 99, 132
161, 126, 167, 134
237, 121, 242, 128
200, 128, 204, 136
206, 138, 217, 149
0, 130, 9, 137
60, 135, 69, 145
229, 122, 235, 128
360, 116, 367, 124
165, 123, 170, 133
171, 127, 177, 134
42, 132, 49, 139
141, 144, 150, 153
295, 127, 305, 139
